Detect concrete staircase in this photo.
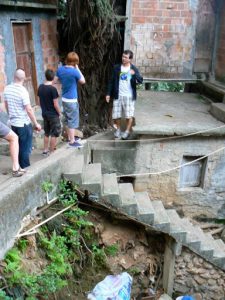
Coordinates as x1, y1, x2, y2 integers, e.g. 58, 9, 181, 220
63, 154, 225, 271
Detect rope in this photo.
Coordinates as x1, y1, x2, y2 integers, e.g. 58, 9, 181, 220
117, 146, 225, 178
86, 124, 225, 144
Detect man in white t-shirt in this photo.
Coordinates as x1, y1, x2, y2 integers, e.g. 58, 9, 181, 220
106, 50, 143, 139
4, 69, 41, 168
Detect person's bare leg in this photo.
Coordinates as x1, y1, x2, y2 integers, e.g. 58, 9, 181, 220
44, 135, 49, 152
68, 128, 75, 144
50, 137, 57, 152
114, 119, 121, 130
4, 131, 20, 171
126, 118, 133, 132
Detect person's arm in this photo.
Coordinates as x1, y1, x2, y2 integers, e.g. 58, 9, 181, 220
53, 98, 61, 116
131, 65, 143, 84
4, 101, 8, 113
75, 65, 85, 85
25, 104, 41, 131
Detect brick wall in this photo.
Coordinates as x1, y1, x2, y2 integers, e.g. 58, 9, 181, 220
0, 31, 6, 103
215, 2, 225, 83
130, 0, 195, 78
40, 18, 59, 71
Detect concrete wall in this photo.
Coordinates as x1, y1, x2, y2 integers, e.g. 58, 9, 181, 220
134, 136, 225, 219
0, 145, 79, 260
215, 1, 225, 83
174, 248, 225, 299
0, 8, 58, 102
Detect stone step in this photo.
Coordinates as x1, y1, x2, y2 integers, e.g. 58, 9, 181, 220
135, 191, 155, 225
81, 163, 102, 197
102, 173, 120, 206
215, 238, 225, 252
212, 239, 225, 268
151, 201, 170, 233
119, 183, 137, 216
63, 153, 84, 185
181, 218, 201, 252
210, 103, 225, 123
192, 226, 214, 259
166, 209, 187, 243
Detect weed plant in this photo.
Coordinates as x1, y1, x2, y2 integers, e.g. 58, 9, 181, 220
0, 179, 118, 299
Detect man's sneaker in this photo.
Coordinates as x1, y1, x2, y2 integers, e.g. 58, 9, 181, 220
121, 130, 130, 140
68, 141, 83, 148
114, 129, 121, 138
42, 151, 50, 157
75, 136, 81, 142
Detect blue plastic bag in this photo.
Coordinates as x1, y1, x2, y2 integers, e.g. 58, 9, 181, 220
87, 272, 132, 300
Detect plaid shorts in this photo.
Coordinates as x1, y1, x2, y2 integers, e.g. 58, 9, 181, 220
112, 96, 135, 119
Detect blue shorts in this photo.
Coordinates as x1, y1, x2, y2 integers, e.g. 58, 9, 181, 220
62, 102, 79, 129
0, 121, 10, 138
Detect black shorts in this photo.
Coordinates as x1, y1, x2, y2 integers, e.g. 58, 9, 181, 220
43, 116, 61, 137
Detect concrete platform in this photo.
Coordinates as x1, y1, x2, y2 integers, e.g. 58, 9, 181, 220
134, 91, 225, 136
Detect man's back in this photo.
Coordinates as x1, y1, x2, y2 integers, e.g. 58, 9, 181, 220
4, 83, 30, 127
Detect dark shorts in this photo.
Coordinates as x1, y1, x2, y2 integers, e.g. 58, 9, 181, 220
43, 116, 61, 137
62, 102, 79, 129
0, 121, 10, 138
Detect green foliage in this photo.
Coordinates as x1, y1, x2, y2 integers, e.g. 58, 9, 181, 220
105, 243, 119, 257
92, 244, 107, 267
17, 238, 28, 253
41, 180, 54, 193
0, 290, 13, 300
58, 179, 78, 206
151, 82, 184, 92
58, 0, 67, 19
128, 266, 141, 276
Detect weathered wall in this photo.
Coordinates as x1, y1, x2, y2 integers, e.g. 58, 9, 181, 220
0, 145, 82, 260
215, 1, 225, 83
40, 18, 59, 72
0, 9, 58, 103
0, 25, 6, 101
132, 136, 225, 219
125, 0, 216, 78
174, 248, 225, 299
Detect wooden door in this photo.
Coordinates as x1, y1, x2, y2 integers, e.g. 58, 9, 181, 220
194, 0, 216, 73
12, 23, 37, 105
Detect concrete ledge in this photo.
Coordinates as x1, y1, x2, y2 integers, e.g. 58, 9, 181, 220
210, 103, 225, 123
0, 144, 85, 259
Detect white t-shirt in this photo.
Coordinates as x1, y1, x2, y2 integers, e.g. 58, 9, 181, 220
4, 83, 31, 127
119, 65, 133, 98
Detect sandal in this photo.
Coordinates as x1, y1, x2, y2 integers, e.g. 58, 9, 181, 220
12, 169, 25, 177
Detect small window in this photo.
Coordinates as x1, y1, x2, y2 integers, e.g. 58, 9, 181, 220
179, 156, 207, 188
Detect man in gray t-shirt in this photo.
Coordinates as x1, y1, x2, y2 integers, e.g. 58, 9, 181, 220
4, 69, 41, 168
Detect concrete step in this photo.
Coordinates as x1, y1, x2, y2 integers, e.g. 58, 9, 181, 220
119, 183, 137, 216
135, 191, 155, 225
212, 239, 225, 268
192, 226, 214, 259
152, 201, 170, 233
102, 173, 120, 206
181, 218, 201, 252
167, 209, 187, 243
82, 163, 102, 197
210, 103, 225, 123
63, 153, 84, 185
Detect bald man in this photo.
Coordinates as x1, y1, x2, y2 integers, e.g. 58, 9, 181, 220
3, 68, 41, 169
